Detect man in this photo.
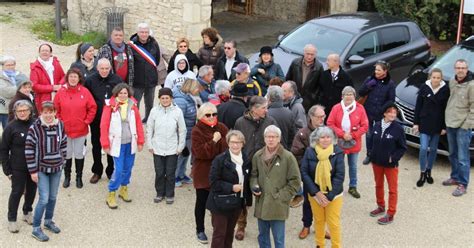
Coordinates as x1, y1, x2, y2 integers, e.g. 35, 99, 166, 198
443, 59, 473, 197
231, 63, 262, 97
84, 58, 122, 183
286, 44, 323, 112
217, 83, 248, 129
250, 125, 301, 248
266, 86, 296, 150
97, 27, 134, 86
234, 96, 277, 240
215, 40, 249, 81
282, 80, 307, 130
318, 53, 353, 116
197, 65, 215, 103
291, 105, 330, 239
129, 23, 162, 123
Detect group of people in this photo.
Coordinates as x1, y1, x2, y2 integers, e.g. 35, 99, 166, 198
0, 21, 472, 248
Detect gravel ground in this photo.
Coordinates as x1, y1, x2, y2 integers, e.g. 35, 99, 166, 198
0, 3, 473, 247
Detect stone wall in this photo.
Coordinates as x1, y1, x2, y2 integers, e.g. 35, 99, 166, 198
330, 0, 358, 14
67, 0, 212, 51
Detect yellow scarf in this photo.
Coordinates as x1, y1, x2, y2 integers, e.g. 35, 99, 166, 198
117, 99, 128, 121
315, 144, 333, 193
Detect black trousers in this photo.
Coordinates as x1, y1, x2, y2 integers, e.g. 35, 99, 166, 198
8, 170, 37, 221
211, 208, 242, 248
153, 154, 178, 198
195, 188, 210, 233
90, 120, 114, 178
133, 86, 156, 122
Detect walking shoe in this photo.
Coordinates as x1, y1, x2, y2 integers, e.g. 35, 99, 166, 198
369, 206, 385, 217
62, 176, 71, 188
154, 196, 164, 203
22, 212, 33, 225
182, 175, 193, 184
377, 214, 394, 225
8, 222, 19, 233
44, 221, 61, 233
166, 197, 175, 204
118, 186, 132, 202
196, 232, 208, 244
234, 227, 245, 240
442, 178, 457, 186
89, 174, 101, 184
106, 191, 118, 209
452, 184, 467, 197
425, 169, 434, 184
32, 227, 49, 242
175, 177, 183, 187
76, 176, 83, 188
362, 156, 371, 165
325, 231, 331, 240
290, 195, 304, 208
348, 187, 361, 198
416, 172, 426, 187
298, 227, 310, 239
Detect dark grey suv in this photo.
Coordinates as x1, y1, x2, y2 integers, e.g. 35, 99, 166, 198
249, 12, 435, 87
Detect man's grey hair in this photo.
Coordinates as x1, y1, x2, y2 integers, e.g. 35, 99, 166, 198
215, 80, 231, 95
308, 104, 325, 117
198, 65, 213, 78
327, 53, 340, 63
1, 55, 16, 65
249, 96, 267, 110
341, 86, 356, 96
264, 125, 281, 138
97, 58, 111, 67
304, 44, 317, 52
266, 86, 283, 103
137, 22, 153, 35
310, 126, 336, 147
455, 59, 469, 67
283, 81, 297, 95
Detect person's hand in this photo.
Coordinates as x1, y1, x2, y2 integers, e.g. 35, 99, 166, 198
138, 145, 143, 152
30, 173, 38, 183
103, 148, 110, 155
7, 175, 12, 180
233, 184, 242, 193
316, 192, 329, 207
343, 132, 352, 141
257, 68, 265, 75
176, 149, 181, 155
212, 132, 222, 143
149, 149, 154, 154
440, 129, 446, 135
253, 191, 262, 196
412, 125, 419, 134
53, 85, 62, 91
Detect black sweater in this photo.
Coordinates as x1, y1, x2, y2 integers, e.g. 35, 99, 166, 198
0, 118, 33, 175
84, 72, 122, 123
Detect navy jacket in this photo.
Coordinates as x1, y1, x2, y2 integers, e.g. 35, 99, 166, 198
413, 82, 450, 135
358, 74, 396, 123
217, 97, 247, 130
301, 145, 345, 201
370, 121, 407, 167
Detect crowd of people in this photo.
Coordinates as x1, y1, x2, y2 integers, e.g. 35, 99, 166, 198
0, 21, 473, 248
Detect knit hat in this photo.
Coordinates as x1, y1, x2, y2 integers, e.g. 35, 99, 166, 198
259, 46, 273, 57
382, 102, 398, 114
231, 82, 249, 97
158, 87, 173, 98
233, 63, 250, 74
80, 43, 93, 56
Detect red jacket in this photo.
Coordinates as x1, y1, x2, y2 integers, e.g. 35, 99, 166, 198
327, 102, 369, 154
53, 84, 97, 138
30, 57, 65, 112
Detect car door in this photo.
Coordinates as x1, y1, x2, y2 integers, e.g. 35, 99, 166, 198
377, 25, 412, 83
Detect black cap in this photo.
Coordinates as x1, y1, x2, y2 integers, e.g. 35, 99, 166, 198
231, 83, 249, 97
259, 46, 273, 57
382, 102, 398, 113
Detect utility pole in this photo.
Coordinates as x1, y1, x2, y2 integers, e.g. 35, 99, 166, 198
55, 0, 62, 39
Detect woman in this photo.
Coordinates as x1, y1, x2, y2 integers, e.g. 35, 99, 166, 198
100, 83, 145, 209
197, 27, 224, 69
147, 88, 186, 204
8, 80, 37, 122
206, 130, 251, 248
0, 56, 28, 128
30, 43, 65, 113
369, 103, 407, 225
208, 80, 231, 106
327, 86, 369, 198
301, 126, 345, 248
412, 68, 449, 187
1, 100, 37, 233
167, 37, 203, 73
250, 46, 285, 95
358, 61, 395, 165
192, 102, 229, 244
25, 101, 67, 242
70, 42, 96, 79
173, 79, 201, 187
164, 54, 197, 89
53, 68, 97, 189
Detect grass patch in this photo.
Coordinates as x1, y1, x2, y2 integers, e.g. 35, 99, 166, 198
0, 14, 14, 23
29, 19, 107, 48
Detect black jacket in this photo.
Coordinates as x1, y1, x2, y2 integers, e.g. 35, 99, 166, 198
370, 121, 407, 167
413, 82, 450, 135
129, 34, 161, 88
206, 150, 252, 213
84, 72, 123, 123
318, 67, 353, 115
217, 97, 247, 129
167, 49, 202, 73
267, 101, 296, 150
70, 59, 97, 79
214, 51, 249, 81
285, 57, 324, 111
1, 118, 33, 175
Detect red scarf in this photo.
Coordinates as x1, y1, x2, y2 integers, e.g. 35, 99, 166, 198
200, 117, 217, 127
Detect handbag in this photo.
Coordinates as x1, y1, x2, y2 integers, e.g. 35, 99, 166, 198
357, 95, 368, 105
337, 138, 356, 149
213, 193, 241, 211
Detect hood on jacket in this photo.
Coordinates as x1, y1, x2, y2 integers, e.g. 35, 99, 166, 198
174, 54, 190, 73
425, 79, 447, 92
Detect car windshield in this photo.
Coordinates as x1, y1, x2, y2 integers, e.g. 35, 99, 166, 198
430, 44, 474, 79
279, 22, 353, 61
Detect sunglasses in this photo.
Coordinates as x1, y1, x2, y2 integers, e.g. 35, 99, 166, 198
205, 113, 218, 118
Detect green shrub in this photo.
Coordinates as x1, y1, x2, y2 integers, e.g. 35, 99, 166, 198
0, 14, 14, 23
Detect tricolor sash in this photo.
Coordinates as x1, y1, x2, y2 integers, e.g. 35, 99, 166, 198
128, 41, 157, 67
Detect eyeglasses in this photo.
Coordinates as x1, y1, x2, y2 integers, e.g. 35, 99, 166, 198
455, 67, 467, 70
205, 113, 218, 118
224, 47, 232, 50
314, 115, 326, 119
264, 135, 279, 139
16, 109, 31, 113
229, 141, 243, 145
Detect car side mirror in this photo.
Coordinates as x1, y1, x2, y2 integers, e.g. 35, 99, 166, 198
277, 34, 284, 41
347, 55, 364, 64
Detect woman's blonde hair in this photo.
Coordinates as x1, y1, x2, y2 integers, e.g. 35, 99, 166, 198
226, 130, 246, 145
176, 37, 190, 48
180, 79, 201, 95
197, 102, 218, 120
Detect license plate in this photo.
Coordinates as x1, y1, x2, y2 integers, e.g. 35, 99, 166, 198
403, 126, 419, 137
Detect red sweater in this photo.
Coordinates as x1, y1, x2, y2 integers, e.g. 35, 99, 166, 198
30, 57, 65, 112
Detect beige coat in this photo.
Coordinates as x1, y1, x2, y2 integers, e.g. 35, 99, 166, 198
445, 74, 474, 129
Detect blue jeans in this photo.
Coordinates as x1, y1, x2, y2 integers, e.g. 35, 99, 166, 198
175, 138, 191, 179
33, 171, 62, 228
109, 143, 135, 192
346, 153, 359, 187
257, 219, 285, 248
446, 127, 472, 187
0, 113, 8, 129
365, 120, 375, 156
419, 133, 440, 171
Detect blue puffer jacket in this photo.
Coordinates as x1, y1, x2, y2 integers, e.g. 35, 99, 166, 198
358, 74, 395, 123
173, 86, 197, 139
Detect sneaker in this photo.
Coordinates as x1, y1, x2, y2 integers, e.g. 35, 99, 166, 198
362, 156, 371, 165
175, 177, 183, 187
196, 232, 208, 244
8, 222, 19, 233
182, 175, 193, 184
44, 221, 61, 233
442, 178, 457, 186
377, 214, 394, 225
22, 212, 33, 225
452, 184, 467, 197
369, 206, 385, 217
348, 187, 361, 199
298, 227, 310, 239
166, 197, 175, 204
154, 196, 164, 203
290, 195, 304, 208
32, 228, 49, 242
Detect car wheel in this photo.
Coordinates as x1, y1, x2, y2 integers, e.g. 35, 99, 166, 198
409, 64, 425, 76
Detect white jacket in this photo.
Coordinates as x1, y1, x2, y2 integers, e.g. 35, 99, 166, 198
164, 54, 196, 89
146, 103, 186, 156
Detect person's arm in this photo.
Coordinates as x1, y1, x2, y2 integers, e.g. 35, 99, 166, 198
413, 90, 423, 126
285, 62, 294, 81
276, 64, 285, 81
145, 108, 156, 152
390, 127, 407, 165
53, 91, 62, 120
209, 155, 234, 194
326, 152, 345, 201
250, 154, 259, 191
0, 126, 13, 176
99, 105, 112, 150
275, 154, 301, 202
358, 77, 372, 97
25, 127, 38, 175
84, 90, 98, 125
59, 122, 68, 159
326, 107, 344, 138
177, 109, 187, 153
351, 107, 369, 139
191, 126, 224, 160
133, 105, 145, 146
290, 130, 306, 164
301, 148, 319, 195
0, 80, 17, 99
30, 69, 54, 93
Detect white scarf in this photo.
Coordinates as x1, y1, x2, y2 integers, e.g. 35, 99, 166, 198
341, 100, 356, 132
230, 151, 244, 197
38, 56, 55, 86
